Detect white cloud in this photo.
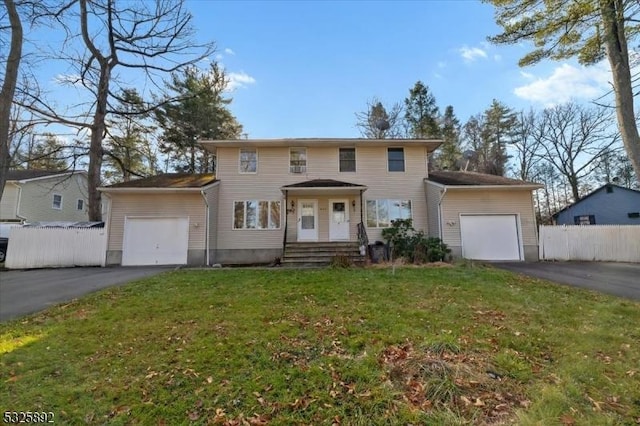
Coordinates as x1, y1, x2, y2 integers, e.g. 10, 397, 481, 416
459, 46, 488, 63
437, 61, 447, 69
520, 71, 535, 80
514, 62, 611, 106
224, 48, 235, 55
493, 54, 502, 62
227, 71, 256, 91
53, 73, 82, 86
215, 53, 224, 61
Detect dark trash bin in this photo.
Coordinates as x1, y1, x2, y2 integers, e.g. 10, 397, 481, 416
368, 241, 389, 263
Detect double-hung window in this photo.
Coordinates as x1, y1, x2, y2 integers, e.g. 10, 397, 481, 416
76, 199, 84, 211
366, 199, 412, 228
52, 194, 63, 210
387, 148, 405, 172
290, 148, 307, 173
234, 200, 281, 229
339, 148, 356, 172
239, 148, 257, 173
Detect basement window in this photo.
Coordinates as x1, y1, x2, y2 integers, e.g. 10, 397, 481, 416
628, 212, 640, 219
574, 215, 595, 225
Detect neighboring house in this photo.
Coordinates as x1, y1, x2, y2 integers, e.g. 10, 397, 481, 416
100, 138, 542, 266
425, 171, 543, 261
0, 170, 89, 223
100, 174, 218, 266
553, 183, 640, 225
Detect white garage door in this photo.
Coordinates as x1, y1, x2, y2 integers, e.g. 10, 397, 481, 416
122, 217, 189, 266
460, 215, 522, 261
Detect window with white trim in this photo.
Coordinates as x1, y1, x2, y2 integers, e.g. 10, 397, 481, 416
239, 148, 257, 173
290, 148, 307, 173
233, 200, 281, 229
52, 194, 63, 210
77, 199, 84, 211
366, 199, 412, 228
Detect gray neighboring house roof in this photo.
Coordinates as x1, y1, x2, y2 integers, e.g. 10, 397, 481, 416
7, 170, 82, 181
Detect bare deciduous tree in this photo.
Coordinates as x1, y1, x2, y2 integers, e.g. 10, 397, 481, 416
16, 0, 215, 220
538, 103, 620, 202
0, 0, 23, 201
355, 98, 404, 139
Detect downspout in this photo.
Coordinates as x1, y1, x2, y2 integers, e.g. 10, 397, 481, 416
101, 192, 112, 267
437, 187, 447, 239
359, 189, 364, 224
15, 183, 27, 221
201, 189, 210, 267
282, 190, 288, 254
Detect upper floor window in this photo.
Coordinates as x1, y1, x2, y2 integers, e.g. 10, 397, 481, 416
52, 194, 63, 210
339, 148, 356, 172
239, 148, 257, 173
76, 199, 84, 211
387, 148, 405, 172
290, 148, 307, 173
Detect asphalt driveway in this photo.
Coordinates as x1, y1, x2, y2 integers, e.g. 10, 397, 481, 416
494, 261, 640, 300
0, 266, 171, 322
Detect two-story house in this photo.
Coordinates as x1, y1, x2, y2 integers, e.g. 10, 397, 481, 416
100, 138, 542, 266
0, 170, 89, 223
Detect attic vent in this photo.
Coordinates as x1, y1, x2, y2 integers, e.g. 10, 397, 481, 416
628, 212, 640, 219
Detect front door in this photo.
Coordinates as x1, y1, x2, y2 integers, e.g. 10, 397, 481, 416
329, 199, 349, 241
297, 199, 318, 241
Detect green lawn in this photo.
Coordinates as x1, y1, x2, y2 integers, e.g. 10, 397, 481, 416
1, 266, 639, 425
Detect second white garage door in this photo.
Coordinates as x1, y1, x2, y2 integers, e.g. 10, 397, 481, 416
459, 215, 522, 261
122, 217, 189, 266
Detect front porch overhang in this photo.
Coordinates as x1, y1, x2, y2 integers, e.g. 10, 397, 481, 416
280, 179, 368, 195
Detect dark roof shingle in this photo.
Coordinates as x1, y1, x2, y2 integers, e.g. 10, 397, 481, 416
7, 169, 70, 181
105, 173, 216, 189
282, 179, 365, 188
427, 170, 539, 187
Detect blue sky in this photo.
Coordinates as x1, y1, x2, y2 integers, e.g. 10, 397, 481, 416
185, 0, 612, 138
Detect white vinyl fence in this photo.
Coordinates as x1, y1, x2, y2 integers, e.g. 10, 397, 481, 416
539, 225, 640, 262
5, 227, 107, 269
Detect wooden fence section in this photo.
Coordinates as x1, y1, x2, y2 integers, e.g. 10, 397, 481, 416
5, 227, 107, 269
539, 225, 640, 262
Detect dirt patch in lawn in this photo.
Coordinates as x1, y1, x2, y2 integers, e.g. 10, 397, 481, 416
379, 342, 531, 424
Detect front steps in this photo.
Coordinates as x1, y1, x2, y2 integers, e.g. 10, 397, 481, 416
282, 241, 365, 267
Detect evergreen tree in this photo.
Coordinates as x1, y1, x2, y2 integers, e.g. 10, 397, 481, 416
355, 98, 404, 139
156, 63, 243, 173
19, 133, 67, 170
104, 89, 157, 182
433, 105, 461, 170
404, 81, 440, 138
480, 100, 517, 176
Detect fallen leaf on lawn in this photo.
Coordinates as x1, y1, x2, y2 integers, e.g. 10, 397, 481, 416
474, 398, 485, 406
586, 395, 602, 411
461, 396, 472, 406
207, 376, 213, 384
187, 411, 199, 421
560, 414, 575, 425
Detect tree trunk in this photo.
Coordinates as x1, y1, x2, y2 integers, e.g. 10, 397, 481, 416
0, 0, 22, 203
600, 0, 640, 184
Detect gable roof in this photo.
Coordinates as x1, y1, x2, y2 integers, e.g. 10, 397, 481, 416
7, 169, 81, 182
427, 170, 542, 189
100, 173, 217, 192
552, 183, 640, 218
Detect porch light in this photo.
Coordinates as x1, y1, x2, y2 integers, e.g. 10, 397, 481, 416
352, 199, 356, 211
288, 200, 295, 214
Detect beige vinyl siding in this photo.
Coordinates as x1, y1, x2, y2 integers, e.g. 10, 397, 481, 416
18, 174, 89, 222
425, 181, 442, 238
0, 183, 20, 220
440, 190, 538, 247
215, 145, 429, 249
107, 193, 205, 251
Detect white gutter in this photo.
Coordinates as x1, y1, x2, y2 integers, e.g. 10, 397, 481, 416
200, 188, 210, 267
101, 192, 112, 267
437, 187, 447, 240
